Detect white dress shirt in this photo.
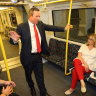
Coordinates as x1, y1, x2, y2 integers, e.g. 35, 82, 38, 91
28, 20, 41, 53
78, 44, 96, 71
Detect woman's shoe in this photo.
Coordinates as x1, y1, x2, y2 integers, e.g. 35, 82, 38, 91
81, 87, 86, 93
65, 89, 74, 95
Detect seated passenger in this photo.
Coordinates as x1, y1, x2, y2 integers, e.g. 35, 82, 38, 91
65, 33, 96, 95
0, 79, 16, 96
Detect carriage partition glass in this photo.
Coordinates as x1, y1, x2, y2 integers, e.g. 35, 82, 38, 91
9, 10, 17, 27
52, 8, 95, 43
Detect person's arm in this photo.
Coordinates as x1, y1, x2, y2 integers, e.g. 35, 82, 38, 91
77, 52, 89, 72
77, 45, 87, 64
0, 80, 16, 87
43, 23, 65, 32
0, 80, 6, 85
77, 52, 87, 64
9, 31, 20, 43
42, 22, 71, 32
77, 44, 89, 72
9, 26, 21, 43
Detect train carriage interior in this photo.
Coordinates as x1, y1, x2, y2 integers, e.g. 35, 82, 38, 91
0, 0, 96, 96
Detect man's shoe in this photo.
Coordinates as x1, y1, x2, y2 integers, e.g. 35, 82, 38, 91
40, 92, 51, 96
46, 92, 51, 96
30, 87, 36, 96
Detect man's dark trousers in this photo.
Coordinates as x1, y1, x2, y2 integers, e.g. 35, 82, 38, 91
23, 53, 47, 96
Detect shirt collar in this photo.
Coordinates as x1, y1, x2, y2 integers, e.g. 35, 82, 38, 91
28, 20, 34, 26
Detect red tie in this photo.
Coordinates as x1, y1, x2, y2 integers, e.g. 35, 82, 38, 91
33, 24, 41, 53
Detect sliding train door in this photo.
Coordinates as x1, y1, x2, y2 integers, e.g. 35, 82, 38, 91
0, 6, 28, 71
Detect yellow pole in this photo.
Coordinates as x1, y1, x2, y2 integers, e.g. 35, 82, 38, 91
34, 0, 69, 6
0, 35, 11, 81
64, 0, 73, 75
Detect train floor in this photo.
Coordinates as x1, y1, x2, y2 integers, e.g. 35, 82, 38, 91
0, 62, 96, 96
0, 36, 19, 60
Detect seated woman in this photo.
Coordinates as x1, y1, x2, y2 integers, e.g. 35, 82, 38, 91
65, 33, 96, 95
0, 79, 16, 96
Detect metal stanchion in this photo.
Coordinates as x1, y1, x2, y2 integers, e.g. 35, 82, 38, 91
0, 35, 11, 81
64, 0, 73, 75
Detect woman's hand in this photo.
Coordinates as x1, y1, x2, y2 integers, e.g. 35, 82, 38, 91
4, 81, 16, 87
2, 86, 13, 96
84, 64, 89, 72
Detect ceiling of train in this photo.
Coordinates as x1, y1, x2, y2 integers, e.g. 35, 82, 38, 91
30, 0, 95, 3
0, 0, 95, 2
0, 0, 95, 6
0, 0, 23, 1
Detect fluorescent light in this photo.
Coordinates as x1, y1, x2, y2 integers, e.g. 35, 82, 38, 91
0, 7, 8, 10
11, 0, 18, 3
31, 0, 43, 2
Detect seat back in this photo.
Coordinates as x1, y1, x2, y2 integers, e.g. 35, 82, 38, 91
49, 38, 58, 56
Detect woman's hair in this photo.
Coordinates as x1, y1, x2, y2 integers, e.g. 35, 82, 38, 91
86, 33, 96, 47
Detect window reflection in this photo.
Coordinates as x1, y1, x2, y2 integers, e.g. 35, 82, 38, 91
52, 8, 95, 43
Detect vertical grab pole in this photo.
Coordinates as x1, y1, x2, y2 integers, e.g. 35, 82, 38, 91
0, 35, 11, 81
64, 0, 73, 75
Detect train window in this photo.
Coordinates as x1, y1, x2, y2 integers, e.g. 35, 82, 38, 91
52, 8, 95, 43
9, 11, 17, 27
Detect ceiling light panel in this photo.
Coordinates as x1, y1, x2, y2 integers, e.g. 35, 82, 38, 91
31, 0, 43, 2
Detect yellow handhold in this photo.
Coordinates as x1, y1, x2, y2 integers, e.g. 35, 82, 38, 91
0, 35, 11, 81
64, 0, 73, 75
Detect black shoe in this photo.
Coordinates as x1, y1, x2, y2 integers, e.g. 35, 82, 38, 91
46, 92, 51, 96
30, 87, 36, 96
40, 92, 51, 96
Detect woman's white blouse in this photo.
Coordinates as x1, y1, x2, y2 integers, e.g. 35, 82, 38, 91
78, 44, 96, 71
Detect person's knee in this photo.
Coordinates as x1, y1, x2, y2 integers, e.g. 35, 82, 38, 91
73, 59, 81, 66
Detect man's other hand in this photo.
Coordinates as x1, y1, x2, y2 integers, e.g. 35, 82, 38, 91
65, 24, 73, 30
9, 31, 21, 42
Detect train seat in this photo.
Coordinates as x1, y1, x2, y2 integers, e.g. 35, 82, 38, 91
42, 38, 96, 87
